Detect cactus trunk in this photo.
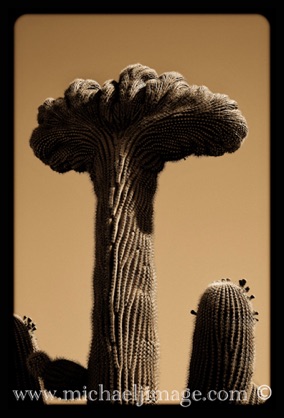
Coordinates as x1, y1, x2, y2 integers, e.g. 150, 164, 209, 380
88, 140, 159, 403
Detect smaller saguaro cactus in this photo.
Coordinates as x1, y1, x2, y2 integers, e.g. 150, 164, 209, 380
12, 314, 44, 406
186, 278, 264, 406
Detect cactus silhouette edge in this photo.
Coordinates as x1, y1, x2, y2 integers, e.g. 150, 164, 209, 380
27, 63, 248, 405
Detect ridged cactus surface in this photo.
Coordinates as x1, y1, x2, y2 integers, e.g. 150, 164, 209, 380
29, 64, 248, 404
187, 278, 262, 405
27, 351, 88, 400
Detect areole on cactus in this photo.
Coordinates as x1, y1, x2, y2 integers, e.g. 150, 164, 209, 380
26, 63, 248, 405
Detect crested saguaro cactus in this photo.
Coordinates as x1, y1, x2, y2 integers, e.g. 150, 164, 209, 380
187, 279, 263, 406
29, 64, 248, 404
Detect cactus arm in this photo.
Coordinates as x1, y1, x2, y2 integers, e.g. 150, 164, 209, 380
27, 351, 88, 400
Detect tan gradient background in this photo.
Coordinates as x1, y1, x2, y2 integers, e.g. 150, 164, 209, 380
14, 14, 270, 403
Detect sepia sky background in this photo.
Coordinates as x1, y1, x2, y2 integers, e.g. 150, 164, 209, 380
14, 13, 270, 403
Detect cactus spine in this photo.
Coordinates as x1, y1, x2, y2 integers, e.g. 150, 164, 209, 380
29, 64, 248, 404
186, 278, 263, 405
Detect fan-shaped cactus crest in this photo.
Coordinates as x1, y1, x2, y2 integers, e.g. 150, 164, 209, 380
29, 64, 248, 405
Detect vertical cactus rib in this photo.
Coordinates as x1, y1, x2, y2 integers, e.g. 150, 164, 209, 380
29, 64, 248, 404
186, 278, 264, 405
